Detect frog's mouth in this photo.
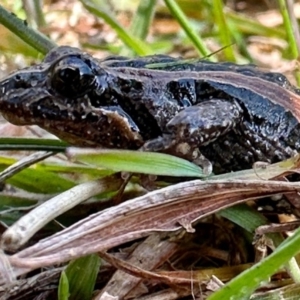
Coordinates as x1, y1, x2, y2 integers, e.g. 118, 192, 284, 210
0, 70, 145, 148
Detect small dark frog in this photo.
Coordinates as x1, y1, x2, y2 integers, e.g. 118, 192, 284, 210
1, 46, 300, 174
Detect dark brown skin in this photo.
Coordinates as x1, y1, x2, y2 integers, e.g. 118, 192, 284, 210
1, 46, 300, 174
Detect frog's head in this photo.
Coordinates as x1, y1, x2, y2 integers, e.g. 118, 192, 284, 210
0, 46, 143, 148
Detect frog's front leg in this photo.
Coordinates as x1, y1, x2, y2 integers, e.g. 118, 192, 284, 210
142, 99, 243, 175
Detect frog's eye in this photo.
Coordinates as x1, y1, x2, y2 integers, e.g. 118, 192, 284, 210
50, 56, 96, 97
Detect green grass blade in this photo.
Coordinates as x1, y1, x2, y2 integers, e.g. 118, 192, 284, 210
0, 155, 75, 193
278, 0, 300, 85
120, 0, 157, 57
227, 11, 286, 38
278, 0, 299, 58
80, 0, 154, 55
212, 0, 235, 61
65, 254, 101, 300
26, 0, 46, 28
130, 0, 157, 40
67, 148, 205, 177
208, 226, 300, 299
220, 204, 300, 283
163, 0, 214, 60
58, 271, 70, 300
219, 205, 283, 266
227, 19, 253, 62
6, 168, 75, 193
0, 138, 68, 152
0, 4, 55, 54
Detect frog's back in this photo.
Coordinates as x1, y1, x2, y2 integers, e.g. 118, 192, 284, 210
100, 53, 300, 94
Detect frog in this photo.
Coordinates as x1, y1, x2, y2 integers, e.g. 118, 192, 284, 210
1, 45, 300, 175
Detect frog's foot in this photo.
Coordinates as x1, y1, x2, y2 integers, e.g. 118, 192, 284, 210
139, 174, 158, 190
173, 144, 212, 175
191, 149, 213, 176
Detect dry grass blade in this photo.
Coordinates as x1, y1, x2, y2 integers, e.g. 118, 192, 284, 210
96, 234, 178, 298
1, 174, 124, 251
0, 151, 53, 182
1, 268, 63, 298
1, 178, 300, 282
